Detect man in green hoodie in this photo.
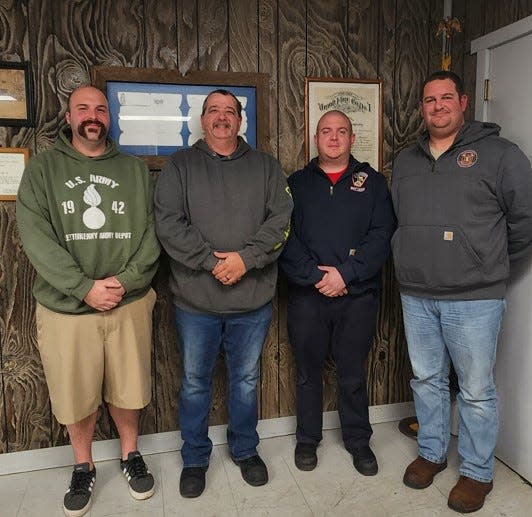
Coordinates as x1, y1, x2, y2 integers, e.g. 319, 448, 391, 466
16, 86, 160, 517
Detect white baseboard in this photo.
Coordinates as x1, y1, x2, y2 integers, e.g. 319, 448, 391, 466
0, 402, 414, 476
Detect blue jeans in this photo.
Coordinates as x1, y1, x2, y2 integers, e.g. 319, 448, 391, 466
401, 294, 505, 482
174, 303, 272, 467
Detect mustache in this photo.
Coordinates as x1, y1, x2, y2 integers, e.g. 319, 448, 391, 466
79, 119, 106, 131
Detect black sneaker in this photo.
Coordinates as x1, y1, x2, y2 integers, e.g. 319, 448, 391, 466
63, 462, 96, 517
352, 445, 378, 476
294, 443, 318, 471
233, 454, 268, 486
120, 451, 155, 500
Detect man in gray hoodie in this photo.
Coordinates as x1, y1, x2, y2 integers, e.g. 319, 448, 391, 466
154, 89, 292, 498
391, 71, 532, 513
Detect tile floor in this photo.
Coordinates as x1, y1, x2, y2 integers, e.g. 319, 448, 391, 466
1, 421, 531, 516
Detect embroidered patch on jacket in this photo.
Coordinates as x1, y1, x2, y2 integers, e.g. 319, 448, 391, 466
350, 171, 368, 192
457, 150, 478, 168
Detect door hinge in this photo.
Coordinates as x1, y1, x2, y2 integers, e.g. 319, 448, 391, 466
484, 79, 490, 101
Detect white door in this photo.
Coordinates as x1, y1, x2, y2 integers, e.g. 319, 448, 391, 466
472, 15, 532, 483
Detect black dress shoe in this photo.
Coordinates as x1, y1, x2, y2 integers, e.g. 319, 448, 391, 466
352, 446, 378, 476
233, 454, 268, 486
179, 466, 207, 498
295, 443, 318, 471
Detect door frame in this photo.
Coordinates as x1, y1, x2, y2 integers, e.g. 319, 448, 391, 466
471, 14, 532, 121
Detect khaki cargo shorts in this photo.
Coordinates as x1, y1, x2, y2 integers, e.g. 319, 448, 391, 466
35, 288, 156, 425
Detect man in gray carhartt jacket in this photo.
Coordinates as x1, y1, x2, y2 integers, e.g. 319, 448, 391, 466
392, 71, 532, 513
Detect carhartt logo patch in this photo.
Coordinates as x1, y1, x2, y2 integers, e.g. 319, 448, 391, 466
443, 231, 454, 241
350, 171, 368, 192
457, 150, 478, 168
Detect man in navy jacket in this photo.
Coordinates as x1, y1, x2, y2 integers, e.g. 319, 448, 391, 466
280, 110, 395, 475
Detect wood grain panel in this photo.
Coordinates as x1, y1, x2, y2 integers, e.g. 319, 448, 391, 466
258, 0, 281, 420
198, 0, 229, 71
348, 0, 380, 78
484, 0, 532, 33
0, 203, 51, 452
258, 0, 279, 157
229, 0, 258, 72
176, 0, 199, 74
428, 0, 446, 73
144, 0, 178, 69
152, 257, 180, 433
462, 0, 486, 122
277, 0, 306, 417
306, 0, 347, 78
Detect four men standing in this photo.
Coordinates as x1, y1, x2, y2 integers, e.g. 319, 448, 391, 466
15, 71, 530, 515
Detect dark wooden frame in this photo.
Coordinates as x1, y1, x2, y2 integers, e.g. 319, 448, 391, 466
91, 66, 270, 170
0, 61, 35, 127
305, 77, 383, 171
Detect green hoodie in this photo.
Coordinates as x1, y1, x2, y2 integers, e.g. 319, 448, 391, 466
16, 128, 160, 314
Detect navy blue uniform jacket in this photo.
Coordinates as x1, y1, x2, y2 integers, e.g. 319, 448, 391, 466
280, 156, 396, 295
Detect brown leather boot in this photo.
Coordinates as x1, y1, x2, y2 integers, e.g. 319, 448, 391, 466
403, 456, 447, 489
448, 475, 493, 513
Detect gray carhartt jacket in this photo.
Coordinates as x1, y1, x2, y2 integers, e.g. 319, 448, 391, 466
391, 121, 532, 300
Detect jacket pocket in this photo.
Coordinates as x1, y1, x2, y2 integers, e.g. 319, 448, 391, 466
391, 225, 484, 289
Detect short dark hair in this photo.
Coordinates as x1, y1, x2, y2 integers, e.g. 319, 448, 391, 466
421, 71, 464, 98
201, 89, 242, 117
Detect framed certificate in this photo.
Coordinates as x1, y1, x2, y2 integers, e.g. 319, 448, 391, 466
0, 147, 30, 200
305, 77, 383, 171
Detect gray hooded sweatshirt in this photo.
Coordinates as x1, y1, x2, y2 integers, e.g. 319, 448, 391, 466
391, 121, 532, 300
154, 137, 293, 313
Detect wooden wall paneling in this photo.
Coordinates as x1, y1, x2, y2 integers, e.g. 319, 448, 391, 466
258, 0, 281, 420
176, 0, 199, 74
0, 0, 57, 453
0, 202, 51, 452
277, 0, 306, 417
0, 0, 33, 150
258, 0, 279, 157
366, 0, 395, 406
152, 258, 180, 433
483, 0, 532, 33
461, 0, 485, 121
428, 0, 446, 73
449, 0, 466, 80
306, 0, 347, 78
198, 0, 229, 71
229, 0, 259, 72
347, 0, 380, 79
144, 0, 178, 69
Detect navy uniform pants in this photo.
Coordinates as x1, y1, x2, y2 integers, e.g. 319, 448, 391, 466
287, 286, 379, 452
